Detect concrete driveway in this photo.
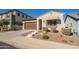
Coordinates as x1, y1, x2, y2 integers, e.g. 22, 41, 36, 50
0, 30, 79, 49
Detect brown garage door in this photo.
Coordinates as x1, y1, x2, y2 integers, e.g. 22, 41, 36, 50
24, 21, 37, 30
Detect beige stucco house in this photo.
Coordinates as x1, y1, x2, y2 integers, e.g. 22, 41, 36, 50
37, 11, 65, 31
23, 11, 65, 32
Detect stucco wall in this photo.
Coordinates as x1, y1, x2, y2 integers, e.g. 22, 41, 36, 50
56, 14, 65, 31
72, 18, 77, 34
77, 20, 79, 35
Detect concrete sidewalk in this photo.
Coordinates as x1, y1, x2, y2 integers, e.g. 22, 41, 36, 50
0, 36, 79, 49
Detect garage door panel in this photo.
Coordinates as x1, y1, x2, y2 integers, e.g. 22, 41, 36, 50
24, 22, 37, 30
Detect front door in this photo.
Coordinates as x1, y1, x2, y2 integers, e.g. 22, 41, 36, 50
39, 19, 42, 30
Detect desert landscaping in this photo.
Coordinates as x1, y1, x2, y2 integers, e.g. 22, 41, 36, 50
33, 29, 79, 47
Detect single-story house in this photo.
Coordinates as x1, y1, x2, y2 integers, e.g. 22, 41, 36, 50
65, 14, 79, 35
23, 11, 65, 31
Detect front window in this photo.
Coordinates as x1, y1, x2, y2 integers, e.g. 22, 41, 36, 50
6, 14, 9, 17
47, 19, 61, 26
57, 20, 61, 24
47, 20, 56, 25
70, 23, 72, 27
26, 16, 27, 18
17, 13, 20, 16
22, 15, 24, 18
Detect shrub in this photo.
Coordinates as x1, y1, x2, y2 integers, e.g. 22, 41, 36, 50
69, 40, 74, 43
53, 30, 58, 33
61, 39, 68, 43
61, 28, 72, 36
42, 34, 49, 40
60, 35, 63, 37
70, 33, 73, 36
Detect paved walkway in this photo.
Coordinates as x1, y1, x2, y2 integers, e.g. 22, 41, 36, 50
0, 30, 79, 49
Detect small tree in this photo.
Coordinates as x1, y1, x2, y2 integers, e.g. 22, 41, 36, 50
1, 19, 9, 25
0, 19, 9, 31
0, 21, 3, 31
0, 21, 2, 26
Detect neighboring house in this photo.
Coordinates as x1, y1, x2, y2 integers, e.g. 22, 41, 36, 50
65, 14, 79, 35
23, 11, 65, 31
0, 9, 33, 30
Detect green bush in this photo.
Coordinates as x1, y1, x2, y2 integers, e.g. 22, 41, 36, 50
42, 34, 49, 40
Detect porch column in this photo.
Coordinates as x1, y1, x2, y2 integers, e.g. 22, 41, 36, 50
22, 22, 25, 30
37, 19, 39, 31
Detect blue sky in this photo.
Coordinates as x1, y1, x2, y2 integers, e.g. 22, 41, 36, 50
0, 9, 79, 18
